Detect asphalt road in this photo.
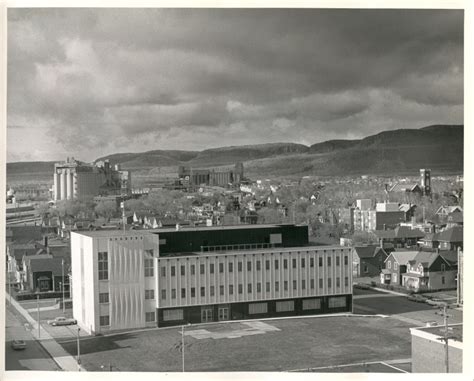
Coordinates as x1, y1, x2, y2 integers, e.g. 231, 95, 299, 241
5, 303, 60, 371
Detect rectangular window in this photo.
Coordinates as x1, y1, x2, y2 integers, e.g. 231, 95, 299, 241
247, 261, 252, 271
171, 289, 176, 299
229, 284, 234, 295
392, 273, 397, 283
200, 287, 205, 297
364, 264, 368, 273
200, 264, 205, 275
328, 278, 332, 288
336, 277, 340, 288
275, 281, 280, 292
276, 300, 294, 312
266, 282, 270, 292
145, 312, 155, 322
284, 281, 288, 291
293, 280, 297, 290
310, 258, 314, 267
302, 280, 306, 290
301, 258, 305, 268
328, 296, 347, 308
145, 289, 155, 300
292, 258, 297, 268
442, 276, 445, 285
210, 263, 214, 274
310, 279, 315, 289
191, 287, 196, 297
302, 298, 321, 310
344, 277, 349, 287
191, 264, 195, 275
99, 292, 109, 304
181, 265, 185, 276
209, 285, 215, 296
257, 282, 261, 293
238, 262, 243, 272
327, 257, 332, 266
249, 302, 268, 314
319, 278, 323, 288
257, 260, 261, 271
275, 259, 279, 270
238, 284, 243, 294
336, 257, 340, 266
171, 266, 176, 277
161, 267, 166, 277
319, 257, 323, 267
344, 256, 348, 265
265, 260, 270, 270
229, 262, 233, 272
219, 263, 224, 273
145, 258, 154, 277
98, 252, 108, 280
181, 288, 186, 298
248, 283, 252, 293
219, 285, 224, 296
163, 309, 183, 321
99, 315, 110, 326
388, 261, 391, 269
394, 263, 398, 271
284, 259, 288, 269
161, 290, 166, 300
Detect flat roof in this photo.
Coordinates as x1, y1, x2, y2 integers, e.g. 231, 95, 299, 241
414, 324, 463, 342
149, 223, 303, 233
72, 230, 153, 238
160, 245, 349, 257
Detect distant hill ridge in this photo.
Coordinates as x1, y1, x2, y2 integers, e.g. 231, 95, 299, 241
7, 124, 463, 177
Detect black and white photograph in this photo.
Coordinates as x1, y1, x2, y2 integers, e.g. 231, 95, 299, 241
3, 2, 469, 378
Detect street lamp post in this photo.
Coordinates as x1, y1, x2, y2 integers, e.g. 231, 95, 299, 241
36, 292, 40, 339
181, 325, 185, 372
77, 327, 81, 371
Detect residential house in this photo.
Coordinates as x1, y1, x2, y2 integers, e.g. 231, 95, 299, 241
399, 203, 417, 221
374, 226, 425, 251
380, 250, 418, 285
389, 183, 423, 196
23, 254, 68, 292
436, 225, 463, 251
352, 245, 388, 277
402, 251, 457, 292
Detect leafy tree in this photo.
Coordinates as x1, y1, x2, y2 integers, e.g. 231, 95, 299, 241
95, 201, 118, 221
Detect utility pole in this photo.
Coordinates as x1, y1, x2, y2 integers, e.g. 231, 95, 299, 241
436, 304, 454, 373
77, 327, 81, 371
62, 259, 65, 313
37, 294, 40, 339
181, 325, 185, 372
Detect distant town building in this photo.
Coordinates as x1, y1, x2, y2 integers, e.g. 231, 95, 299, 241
177, 162, 244, 188
71, 224, 353, 334
419, 168, 431, 196
53, 157, 131, 201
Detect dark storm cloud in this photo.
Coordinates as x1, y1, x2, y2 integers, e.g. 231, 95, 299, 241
7, 8, 463, 161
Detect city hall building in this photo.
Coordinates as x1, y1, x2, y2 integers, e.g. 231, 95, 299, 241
71, 224, 353, 334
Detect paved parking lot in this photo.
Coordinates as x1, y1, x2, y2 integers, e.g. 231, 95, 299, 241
59, 315, 413, 372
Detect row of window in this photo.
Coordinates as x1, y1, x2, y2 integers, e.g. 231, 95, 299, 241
161, 277, 349, 300
99, 312, 155, 327
99, 290, 155, 303
161, 256, 349, 277
161, 296, 347, 321
98, 251, 155, 281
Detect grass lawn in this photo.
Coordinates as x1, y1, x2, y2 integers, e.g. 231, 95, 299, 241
59, 315, 413, 372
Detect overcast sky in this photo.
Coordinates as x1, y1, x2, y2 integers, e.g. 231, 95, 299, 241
7, 8, 463, 162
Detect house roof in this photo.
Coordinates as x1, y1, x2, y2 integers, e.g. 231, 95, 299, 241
353, 245, 387, 259
409, 251, 448, 269
439, 250, 458, 265
7, 226, 44, 243
437, 226, 463, 243
29, 257, 64, 276
374, 226, 425, 240
389, 183, 420, 193
388, 251, 419, 265
399, 204, 416, 213
447, 212, 463, 224
435, 206, 463, 215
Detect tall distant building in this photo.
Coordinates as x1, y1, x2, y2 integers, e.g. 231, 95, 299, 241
53, 157, 131, 201
420, 168, 431, 196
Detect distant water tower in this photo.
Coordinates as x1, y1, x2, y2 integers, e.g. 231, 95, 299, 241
420, 168, 431, 196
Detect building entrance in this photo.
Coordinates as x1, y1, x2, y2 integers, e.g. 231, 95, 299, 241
201, 307, 213, 322
218, 306, 229, 321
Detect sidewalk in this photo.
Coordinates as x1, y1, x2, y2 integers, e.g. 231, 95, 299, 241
6, 292, 85, 372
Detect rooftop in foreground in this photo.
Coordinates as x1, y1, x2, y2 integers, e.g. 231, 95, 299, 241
413, 324, 463, 342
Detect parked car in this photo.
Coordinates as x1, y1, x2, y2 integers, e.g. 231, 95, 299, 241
47, 317, 77, 326
11, 340, 27, 350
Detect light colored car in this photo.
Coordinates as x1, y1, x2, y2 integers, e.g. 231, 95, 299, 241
11, 340, 27, 350
47, 317, 77, 326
